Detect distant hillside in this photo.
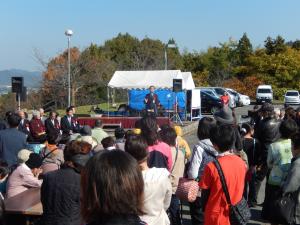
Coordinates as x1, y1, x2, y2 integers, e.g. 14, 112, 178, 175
0, 69, 42, 88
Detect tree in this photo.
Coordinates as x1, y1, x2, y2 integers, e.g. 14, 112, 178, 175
236, 33, 253, 65
265, 35, 287, 55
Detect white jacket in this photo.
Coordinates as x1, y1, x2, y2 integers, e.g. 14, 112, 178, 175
140, 167, 172, 225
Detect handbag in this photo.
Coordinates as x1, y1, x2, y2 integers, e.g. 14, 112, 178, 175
175, 146, 199, 202
213, 158, 251, 225
175, 177, 199, 202
274, 191, 297, 224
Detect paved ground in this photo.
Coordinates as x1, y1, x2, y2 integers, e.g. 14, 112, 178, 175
181, 104, 271, 225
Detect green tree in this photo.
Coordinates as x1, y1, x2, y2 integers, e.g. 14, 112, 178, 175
236, 33, 253, 65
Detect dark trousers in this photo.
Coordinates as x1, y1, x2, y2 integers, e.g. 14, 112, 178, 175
168, 195, 182, 225
189, 197, 204, 225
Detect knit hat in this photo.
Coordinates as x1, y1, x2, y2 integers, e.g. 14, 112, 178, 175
81, 136, 98, 149
25, 153, 43, 169
213, 106, 234, 125
80, 125, 92, 136
17, 149, 32, 164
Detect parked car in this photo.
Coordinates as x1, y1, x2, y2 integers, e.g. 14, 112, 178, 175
284, 90, 300, 107
239, 94, 251, 106
256, 85, 273, 104
226, 88, 241, 106
200, 90, 223, 114
206, 87, 236, 108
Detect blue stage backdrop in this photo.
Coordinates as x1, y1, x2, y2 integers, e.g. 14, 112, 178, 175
129, 89, 186, 111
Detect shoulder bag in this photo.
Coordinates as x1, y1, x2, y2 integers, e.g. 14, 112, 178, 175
213, 158, 251, 225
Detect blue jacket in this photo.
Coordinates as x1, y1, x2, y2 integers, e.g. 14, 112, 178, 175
0, 128, 27, 166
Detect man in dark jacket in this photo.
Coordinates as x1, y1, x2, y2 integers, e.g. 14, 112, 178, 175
17, 110, 31, 136
254, 103, 280, 204
45, 111, 60, 135
0, 113, 27, 167
60, 107, 80, 137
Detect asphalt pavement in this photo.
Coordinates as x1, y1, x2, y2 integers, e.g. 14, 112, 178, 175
182, 104, 271, 225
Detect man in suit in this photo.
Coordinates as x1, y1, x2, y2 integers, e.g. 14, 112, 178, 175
0, 113, 27, 167
17, 110, 31, 136
60, 107, 80, 137
45, 111, 61, 135
144, 85, 160, 116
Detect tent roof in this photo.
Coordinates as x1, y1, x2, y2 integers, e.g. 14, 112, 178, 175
182, 72, 195, 90
108, 70, 195, 90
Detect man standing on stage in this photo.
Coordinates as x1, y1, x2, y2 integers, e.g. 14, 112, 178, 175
144, 86, 160, 115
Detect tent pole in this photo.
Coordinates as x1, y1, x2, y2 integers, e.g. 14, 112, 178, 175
107, 86, 109, 118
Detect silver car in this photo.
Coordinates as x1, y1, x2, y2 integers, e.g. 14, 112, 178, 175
284, 90, 300, 106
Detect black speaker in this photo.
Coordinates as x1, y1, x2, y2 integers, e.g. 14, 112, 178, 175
11, 77, 24, 93
173, 79, 182, 92
16, 86, 27, 102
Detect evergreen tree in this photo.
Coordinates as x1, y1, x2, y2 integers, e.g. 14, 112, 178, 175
236, 33, 253, 64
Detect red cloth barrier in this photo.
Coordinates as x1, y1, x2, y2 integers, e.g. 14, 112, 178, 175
77, 117, 172, 129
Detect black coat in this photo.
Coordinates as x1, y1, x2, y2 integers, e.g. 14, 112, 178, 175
60, 115, 80, 135
45, 118, 60, 135
18, 119, 31, 136
40, 167, 81, 225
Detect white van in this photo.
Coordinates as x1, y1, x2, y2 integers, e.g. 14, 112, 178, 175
256, 85, 273, 104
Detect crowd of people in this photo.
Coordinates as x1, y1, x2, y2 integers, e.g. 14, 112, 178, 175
0, 103, 299, 225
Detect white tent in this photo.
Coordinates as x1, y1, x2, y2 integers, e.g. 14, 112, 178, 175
181, 72, 195, 90
108, 70, 195, 90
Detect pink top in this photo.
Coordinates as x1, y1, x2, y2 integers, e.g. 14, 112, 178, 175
6, 164, 42, 198
148, 141, 173, 171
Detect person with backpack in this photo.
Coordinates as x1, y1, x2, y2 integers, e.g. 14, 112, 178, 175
187, 117, 218, 225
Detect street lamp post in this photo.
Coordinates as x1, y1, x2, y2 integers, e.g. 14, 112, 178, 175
164, 39, 177, 70
65, 29, 73, 107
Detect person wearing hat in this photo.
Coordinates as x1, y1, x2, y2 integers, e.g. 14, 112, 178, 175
254, 102, 280, 205
6, 153, 43, 198
213, 106, 243, 151
17, 149, 33, 164
40, 140, 92, 225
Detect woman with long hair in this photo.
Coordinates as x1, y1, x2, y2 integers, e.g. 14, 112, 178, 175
81, 150, 146, 225
140, 116, 172, 171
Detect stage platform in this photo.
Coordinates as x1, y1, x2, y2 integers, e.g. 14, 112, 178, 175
77, 116, 172, 129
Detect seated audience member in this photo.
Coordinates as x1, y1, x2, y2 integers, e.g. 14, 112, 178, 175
81, 150, 146, 225
17, 110, 31, 137
17, 149, 32, 164
282, 134, 300, 225
101, 136, 116, 150
125, 135, 172, 225
0, 160, 9, 195
140, 116, 172, 171
174, 125, 191, 159
29, 110, 46, 143
44, 111, 60, 135
40, 140, 92, 225
159, 127, 185, 225
199, 125, 247, 225
91, 120, 108, 144
262, 118, 298, 222
6, 153, 43, 198
115, 127, 125, 150
39, 108, 47, 125
40, 132, 64, 174
0, 113, 27, 167
187, 117, 217, 225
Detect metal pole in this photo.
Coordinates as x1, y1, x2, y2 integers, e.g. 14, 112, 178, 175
164, 45, 167, 70
18, 93, 21, 111
67, 36, 71, 107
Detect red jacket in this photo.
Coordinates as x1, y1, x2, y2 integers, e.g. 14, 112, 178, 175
30, 118, 45, 138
